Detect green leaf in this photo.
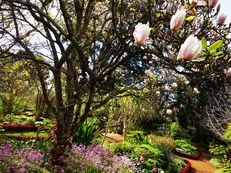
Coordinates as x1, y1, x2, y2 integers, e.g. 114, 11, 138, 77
201, 37, 207, 49
212, 51, 223, 56
186, 16, 195, 21
208, 40, 223, 52
192, 57, 206, 62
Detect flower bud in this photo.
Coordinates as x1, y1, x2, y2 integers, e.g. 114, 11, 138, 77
177, 35, 202, 61
217, 13, 227, 25
216, 3, 220, 13
133, 22, 151, 46
170, 8, 186, 32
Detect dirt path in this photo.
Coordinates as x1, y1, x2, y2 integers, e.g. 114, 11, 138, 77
102, 133, 217, 173
183, 152, 217, 173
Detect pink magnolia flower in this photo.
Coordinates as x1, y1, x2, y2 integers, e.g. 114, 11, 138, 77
217, 13, 227, 25
208, 0, 218, 8
133, 22, 151, 46
177, 35, 202, 61
170, 8, 186, 31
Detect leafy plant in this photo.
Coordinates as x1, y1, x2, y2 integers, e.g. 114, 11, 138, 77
175, 139, 197, 155
73, 117, 99, 145
209, 144, 231, 173
105, 141, 134, 155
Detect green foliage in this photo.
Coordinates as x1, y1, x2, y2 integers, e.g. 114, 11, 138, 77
202, 37, 207, 50
208, 40, 223, 52
73, 117, 99, 145
131, 144, 163, 169
146, 134, 176, 151
125, 130, 145, 144
175, 139, 197, 155
0, 115, 36, 125
209, 144, 228, 161
209, 144, 231, 173
169, 122, 180, 138
166, 157, 186, 173
104, 141, 134, 155
224, 123, 231, 142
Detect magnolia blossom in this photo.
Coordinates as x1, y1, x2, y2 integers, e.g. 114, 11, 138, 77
217, 13, 227, 25
225, 68, 231, 77
193, 88, 199, 94
170, 8, 186, 31
177, 35, 202, 61
145, 70, 154, 78
171, 82, 178, 88
189, 0, 197, 4
133, 22, 151, 46
208, 0, 218, 8
155, 91, 160, 96
166, 109, 173, 115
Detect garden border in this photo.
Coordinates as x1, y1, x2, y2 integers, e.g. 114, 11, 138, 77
174, 150, 201, 159
180, 160, 191, 173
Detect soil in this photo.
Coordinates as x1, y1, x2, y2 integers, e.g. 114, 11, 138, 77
102, 133, 217, 173
183, 152, 217, 173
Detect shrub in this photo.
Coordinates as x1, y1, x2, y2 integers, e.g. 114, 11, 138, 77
73, 117, 99, 145
131, 144, 163, 170
146, 134, 176, 150
105, 141, 134, 155
175, 139, 197, 155
224, 123, 231, 142
209, 144, 231, 173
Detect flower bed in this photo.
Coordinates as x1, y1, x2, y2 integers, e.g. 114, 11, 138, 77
12, 136, 48, 140
174, 149, 201, 159
180, 160, 191, 173
1, 124, 39, 132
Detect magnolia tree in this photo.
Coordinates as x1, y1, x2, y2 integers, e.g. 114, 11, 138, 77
0, 0, 230, 164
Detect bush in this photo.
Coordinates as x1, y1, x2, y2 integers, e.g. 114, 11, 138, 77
224, 123, 231, 142
209, 144, 231, 173
105, 141, 134, 155
146, 134, 176, 150
175, 139, 197, 155
73, 117, 99, 145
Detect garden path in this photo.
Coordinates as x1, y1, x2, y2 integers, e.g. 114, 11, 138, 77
102, 133, 217, 173
183, 152, 216, 173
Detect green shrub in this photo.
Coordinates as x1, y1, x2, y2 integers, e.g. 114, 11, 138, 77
224, 123, 231, 142
125, 130, 145, 144
166, 157, 186, 173
104, 141, 134, 155
131, 144, 163, 170
175, 139, 197, 155
209, 144, 231, 173
73, 117, 99, 145
146, 134, 176, 150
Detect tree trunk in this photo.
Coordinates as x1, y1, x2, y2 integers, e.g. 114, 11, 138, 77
50, 118, 73, 165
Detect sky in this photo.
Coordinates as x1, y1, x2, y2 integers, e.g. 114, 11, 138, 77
220, 0, 231, 23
